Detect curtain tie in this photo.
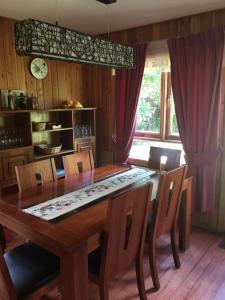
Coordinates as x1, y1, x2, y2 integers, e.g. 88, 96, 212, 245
186, 147, 222, 166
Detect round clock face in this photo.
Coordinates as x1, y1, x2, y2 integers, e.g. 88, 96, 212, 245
30, 58, 48, 79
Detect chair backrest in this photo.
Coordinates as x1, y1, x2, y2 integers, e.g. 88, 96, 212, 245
63, 150, 94, 177
15, 158, 57, 192
148, 146, 181, 171
100, 183, 152, 280
151, 165, 187, 239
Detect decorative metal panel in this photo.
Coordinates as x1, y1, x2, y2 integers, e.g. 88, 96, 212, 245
14, 19, 135, 68
96, 0, 117, 4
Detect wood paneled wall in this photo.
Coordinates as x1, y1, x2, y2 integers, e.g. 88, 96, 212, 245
84, 65, 115, 155
104, 9, 225, 44
0, 17, 87, 109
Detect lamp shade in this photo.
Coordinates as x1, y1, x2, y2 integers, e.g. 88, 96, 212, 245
14, 19, 135, 69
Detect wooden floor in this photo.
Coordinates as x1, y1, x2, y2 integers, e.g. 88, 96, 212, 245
46, 227, 225, 300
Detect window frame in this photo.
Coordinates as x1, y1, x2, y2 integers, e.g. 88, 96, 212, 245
165, 72, 180, 141
134, 71, 180, 143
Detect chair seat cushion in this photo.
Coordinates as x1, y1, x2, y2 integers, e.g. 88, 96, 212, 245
56, 168, 65, 178
88, 247, 102, 275
4, 242, 59, 299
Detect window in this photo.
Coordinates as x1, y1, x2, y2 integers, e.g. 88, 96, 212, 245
135, 69, 161, 135
129, 41, 180, 161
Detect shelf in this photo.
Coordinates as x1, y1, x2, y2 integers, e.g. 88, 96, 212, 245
0, 110, 32, 114
0, 107, 96, 189
48, 108, 97, 111
0, 145, 33, 153
32, 127, 73, 133
0, 108, 97, 113
33, 149, 74, 160
74, 136, 95, 140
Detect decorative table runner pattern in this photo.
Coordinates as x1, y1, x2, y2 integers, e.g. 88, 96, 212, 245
23, 168, 155, 221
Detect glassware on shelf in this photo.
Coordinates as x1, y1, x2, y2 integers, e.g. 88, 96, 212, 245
74, 125, 80, 138
74, 124, 93, 138
82, 125, 86, 137
87, 125, 92, 136
0, 127, 25, 150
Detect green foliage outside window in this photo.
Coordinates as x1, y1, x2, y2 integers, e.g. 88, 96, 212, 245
172, 113, 179, 134
136, 69, 161, 133
170, 95, 179, 135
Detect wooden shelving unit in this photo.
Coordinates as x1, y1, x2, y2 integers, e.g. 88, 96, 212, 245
0, 108, 96, 189
32, 127, 73, 133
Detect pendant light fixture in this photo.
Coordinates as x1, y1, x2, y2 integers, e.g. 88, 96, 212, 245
14, 1, 135, 69
96, 0, 117, 4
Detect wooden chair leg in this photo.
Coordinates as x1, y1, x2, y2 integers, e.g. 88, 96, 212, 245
170, 228, 181, 268
99, 280, 109, 300
179, 177, 192, 251
136, 257, 147, 300
149, 242, 160, 291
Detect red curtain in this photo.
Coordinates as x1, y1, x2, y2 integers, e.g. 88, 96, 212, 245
113, 44, 147, 163
168, 27, 224, 212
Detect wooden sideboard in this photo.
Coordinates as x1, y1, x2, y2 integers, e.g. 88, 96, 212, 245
0, 108, 96, 191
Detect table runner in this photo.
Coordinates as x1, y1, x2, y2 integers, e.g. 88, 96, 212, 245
23, 168, 155, 221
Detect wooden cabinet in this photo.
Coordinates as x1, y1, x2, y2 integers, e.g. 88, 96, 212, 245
0, 108, 96, 189
0, 147, 33, 187
74, 137, 95, 152
73, 108, 96, 163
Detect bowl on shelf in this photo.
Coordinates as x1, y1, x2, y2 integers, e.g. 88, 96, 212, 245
47, 122, 62, 130
32, 122, 47, 131
34, 143, 62, 155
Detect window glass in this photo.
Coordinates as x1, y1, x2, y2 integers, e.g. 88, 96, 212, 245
135, 69, 161, 133
169, 96, 179, 136
129, 139, 185, 163
130, 139, 153, 160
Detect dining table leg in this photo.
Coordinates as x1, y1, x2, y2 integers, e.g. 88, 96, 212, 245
60, 241, 89, 300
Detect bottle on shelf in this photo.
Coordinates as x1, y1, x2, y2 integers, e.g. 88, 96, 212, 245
8, 90, 14, 110
27, 93, 39, 110
17, 92, 27, 110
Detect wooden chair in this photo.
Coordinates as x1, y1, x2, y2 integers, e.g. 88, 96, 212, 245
148, 165, 187, 291
148, 146, 181, 171
63, 150, 94, 177
0, 224, 59, 300
148, 146, 192, 251
88, 183, 153, 300
15, 158, 57, 192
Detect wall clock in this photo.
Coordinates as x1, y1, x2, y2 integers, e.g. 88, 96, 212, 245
30, 58, 48, 79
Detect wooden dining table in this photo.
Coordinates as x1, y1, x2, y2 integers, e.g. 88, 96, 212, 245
0, 164, 190, 300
